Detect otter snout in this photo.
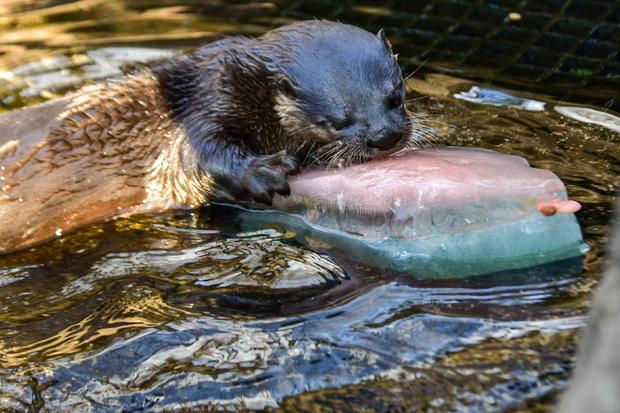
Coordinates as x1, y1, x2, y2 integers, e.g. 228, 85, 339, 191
367, 129, 404, 151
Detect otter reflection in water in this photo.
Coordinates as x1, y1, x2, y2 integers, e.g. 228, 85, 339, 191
0, 20, 428, 254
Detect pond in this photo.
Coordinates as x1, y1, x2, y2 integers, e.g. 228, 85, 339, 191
0, 1, 618, 411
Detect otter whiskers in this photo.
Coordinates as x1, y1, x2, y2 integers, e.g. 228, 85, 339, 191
389, 111, 440, 157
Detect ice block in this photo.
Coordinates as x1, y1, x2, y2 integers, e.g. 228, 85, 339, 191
234, 147, 586, 278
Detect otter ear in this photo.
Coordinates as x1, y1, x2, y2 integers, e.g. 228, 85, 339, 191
377, 28, 393, 53
274, 74, 296, 98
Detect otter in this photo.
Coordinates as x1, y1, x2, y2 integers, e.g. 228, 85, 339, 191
0, 20, 423, 254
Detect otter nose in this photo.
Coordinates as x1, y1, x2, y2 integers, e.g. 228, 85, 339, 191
368, 129, 403, 151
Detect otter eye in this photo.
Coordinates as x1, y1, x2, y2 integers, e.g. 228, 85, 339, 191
327, 116, 352, 131
318, 115, 353, 131
319, 114, 352, 131
386, 91, 403, 109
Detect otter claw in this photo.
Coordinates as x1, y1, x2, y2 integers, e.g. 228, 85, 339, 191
242, 151, 299, 205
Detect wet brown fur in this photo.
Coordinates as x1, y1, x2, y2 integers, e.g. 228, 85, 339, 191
0, 75, 177, 253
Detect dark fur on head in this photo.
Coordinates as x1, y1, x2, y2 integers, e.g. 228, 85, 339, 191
268, 21, 423, 166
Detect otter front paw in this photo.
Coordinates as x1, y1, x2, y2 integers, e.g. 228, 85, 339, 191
242, 150, 299, 205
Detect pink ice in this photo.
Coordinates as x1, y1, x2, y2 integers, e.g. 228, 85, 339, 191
275, 147, 580, 221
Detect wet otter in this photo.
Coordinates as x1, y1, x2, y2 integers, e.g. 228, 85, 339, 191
0, 20, 422, 254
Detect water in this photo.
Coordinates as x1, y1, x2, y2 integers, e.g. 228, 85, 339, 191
0, 1, 618, 411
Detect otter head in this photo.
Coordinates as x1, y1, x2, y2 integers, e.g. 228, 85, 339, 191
269, 21, 422, 166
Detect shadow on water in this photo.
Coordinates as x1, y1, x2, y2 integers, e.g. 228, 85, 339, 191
0, 1, 619, 412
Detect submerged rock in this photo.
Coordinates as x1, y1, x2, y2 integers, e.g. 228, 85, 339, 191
237, 147, 586, 278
